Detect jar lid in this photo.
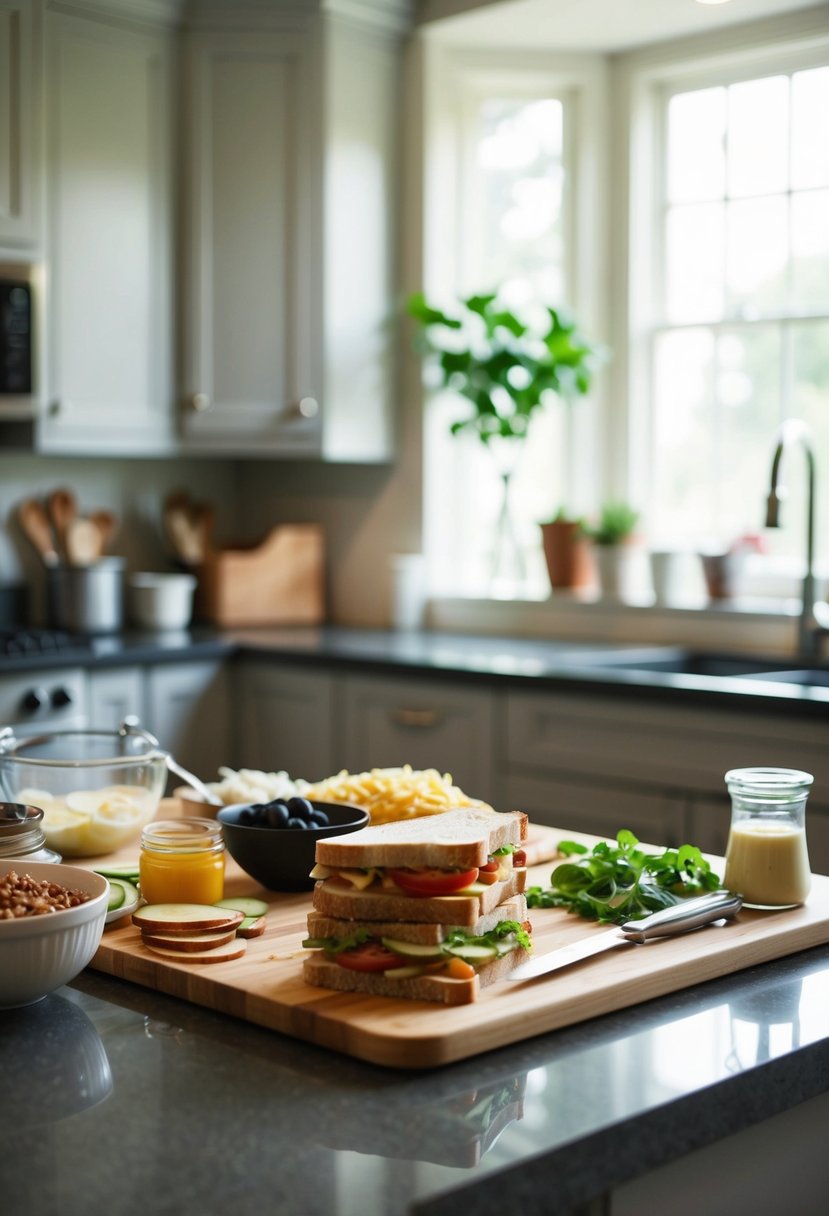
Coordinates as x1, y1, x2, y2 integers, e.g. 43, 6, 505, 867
0, 802, 49, 857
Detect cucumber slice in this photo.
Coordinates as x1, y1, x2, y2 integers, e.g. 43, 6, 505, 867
382, 965, 426, 979
107, 877, 139, 912
381, 937, 444, 962
214, 896, 269, 918
445, 942, 498, 963
107, 881, 126, 912
95, 863, 141, 883
237, 916, 266, 939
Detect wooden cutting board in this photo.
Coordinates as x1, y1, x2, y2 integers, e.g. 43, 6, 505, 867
87, 819, 829, 1069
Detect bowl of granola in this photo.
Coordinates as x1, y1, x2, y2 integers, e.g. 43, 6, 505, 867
0, 859, 109, 1007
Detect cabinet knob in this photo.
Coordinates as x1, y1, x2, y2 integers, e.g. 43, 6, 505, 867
189, 392, 212, 413
20, 687, 49, 715
296, 397, 319, 419
51, 687, 73, 710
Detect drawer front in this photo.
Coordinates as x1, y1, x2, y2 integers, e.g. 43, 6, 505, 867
503, 771, 679, 845
340, 675, 497, 805
506, 688, 829, 803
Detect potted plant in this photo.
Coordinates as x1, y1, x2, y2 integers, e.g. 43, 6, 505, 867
583, 501, 640, 601
407, 291, 604, 587
538, 508, 594, 592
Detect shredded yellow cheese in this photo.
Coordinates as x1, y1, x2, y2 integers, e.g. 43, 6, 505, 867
304, 765, 492, 825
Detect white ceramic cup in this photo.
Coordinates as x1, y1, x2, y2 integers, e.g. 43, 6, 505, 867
389, 554, 427, 630
649, 550, 682, 605
128, 572, 197, 631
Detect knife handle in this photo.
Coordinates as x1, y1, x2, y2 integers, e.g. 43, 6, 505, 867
620, 890, 743, 942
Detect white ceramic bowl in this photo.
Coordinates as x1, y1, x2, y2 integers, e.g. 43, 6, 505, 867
128, 572, 196, 631
0, 859, 109, 1008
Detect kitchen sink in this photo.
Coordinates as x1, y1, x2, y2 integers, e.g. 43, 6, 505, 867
744, 667, 829, 688
588, 650, 801, 679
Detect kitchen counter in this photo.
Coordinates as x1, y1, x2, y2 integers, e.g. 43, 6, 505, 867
5, 941, 829, 1215
3, 624, 827, 714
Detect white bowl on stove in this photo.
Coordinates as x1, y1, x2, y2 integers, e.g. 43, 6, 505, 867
128, 572, 196, 631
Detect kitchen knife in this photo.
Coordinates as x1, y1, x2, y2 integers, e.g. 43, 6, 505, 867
507, 889, 743, 982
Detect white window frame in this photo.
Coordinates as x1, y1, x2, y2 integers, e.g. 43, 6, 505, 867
615, 20, 829, 537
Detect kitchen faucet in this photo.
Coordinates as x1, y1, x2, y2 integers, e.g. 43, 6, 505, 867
765, 418, 828, 659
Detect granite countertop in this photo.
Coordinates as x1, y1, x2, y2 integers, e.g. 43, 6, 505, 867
4, 943, 828, 1216
2, 625, 827, 714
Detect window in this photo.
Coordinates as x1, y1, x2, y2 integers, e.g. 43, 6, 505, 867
422, 51, 606, 600
644, 56, 829, 579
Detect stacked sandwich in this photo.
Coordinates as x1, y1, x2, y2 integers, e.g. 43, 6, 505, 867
302, 806, 531, 1004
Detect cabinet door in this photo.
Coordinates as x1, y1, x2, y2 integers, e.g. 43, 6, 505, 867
40, 11, 174, 454
339, 674, 497, 807
503, 770, 680, 844
179, 30, 320, 456
0, 0, 39, 249
144, 661, 228, 784
234, 662, 336, 782
87, 667, 145, 731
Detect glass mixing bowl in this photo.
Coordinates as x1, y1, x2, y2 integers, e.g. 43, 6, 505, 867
0, 727, 168, 858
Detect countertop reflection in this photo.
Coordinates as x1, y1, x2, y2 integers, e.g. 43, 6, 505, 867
3, 945, 828, 1216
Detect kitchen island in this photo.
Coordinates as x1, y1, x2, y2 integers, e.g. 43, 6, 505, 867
4, 937, 829, 1215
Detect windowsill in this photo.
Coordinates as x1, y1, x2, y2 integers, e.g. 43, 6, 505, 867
427, 593, 806, 657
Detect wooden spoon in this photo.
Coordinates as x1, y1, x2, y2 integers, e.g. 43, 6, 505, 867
89, 509, 118, 555
47, 487, 77, 560
17, 500, 59, 567
65, 517, 105, 566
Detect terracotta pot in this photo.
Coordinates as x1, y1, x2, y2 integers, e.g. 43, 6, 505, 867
540, 521, 594, 591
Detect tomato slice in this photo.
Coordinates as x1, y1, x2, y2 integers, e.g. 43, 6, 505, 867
387, 867, 480, 896
477, 860, 500, 886
513, 849, 527, 868
335, 942, 405, 972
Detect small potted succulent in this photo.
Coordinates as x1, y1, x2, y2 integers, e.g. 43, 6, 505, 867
583, 502, 640, 601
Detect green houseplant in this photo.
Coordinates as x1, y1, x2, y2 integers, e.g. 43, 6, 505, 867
583, 502, 639, 547
407, 290, 604, 587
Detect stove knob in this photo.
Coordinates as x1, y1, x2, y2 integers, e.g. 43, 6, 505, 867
51, 687, 74, 710
21, 687, 49, 715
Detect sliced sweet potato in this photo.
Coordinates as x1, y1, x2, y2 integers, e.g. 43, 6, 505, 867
133, 903, 244, 933
143, 938, 248, 964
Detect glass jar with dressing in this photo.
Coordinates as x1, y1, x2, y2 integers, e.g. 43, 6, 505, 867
723, 767, 813, 909
0, 803, 62, 863
140, 817, 225, 905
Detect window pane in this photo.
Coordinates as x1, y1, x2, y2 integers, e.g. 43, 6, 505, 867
727, 75, 788, 198
717, 327, 783, 538
651, 329, 716, 542
666, 202, 725, 323
726, 196, 788, 317
791, 189, 829, 312
791, 67, 829, 189
466, 98, 564, 299
667, 86, 726, 202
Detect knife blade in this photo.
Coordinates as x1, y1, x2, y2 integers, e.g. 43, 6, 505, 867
506, 889, 743, 983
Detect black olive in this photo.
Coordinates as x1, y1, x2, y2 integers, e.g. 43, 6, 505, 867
287, 796, 315, 820
239, 808, 255, 825
308, 809, 330, 828
286, 816, 308, 829
267, 803, 290, 828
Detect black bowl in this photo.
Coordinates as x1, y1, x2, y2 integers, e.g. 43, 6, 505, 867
217, 800, 369, 892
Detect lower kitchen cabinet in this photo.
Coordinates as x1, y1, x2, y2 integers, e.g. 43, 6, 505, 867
338, 674, 498, 807
233, 660, 337, 782
88, 660, 228, 783
506, 687, 829, 873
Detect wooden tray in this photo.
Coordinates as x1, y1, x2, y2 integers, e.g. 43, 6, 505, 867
88, 824, 829, 1069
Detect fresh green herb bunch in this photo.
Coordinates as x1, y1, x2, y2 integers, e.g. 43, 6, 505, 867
526, 829, 721, 924
406, 290, 604, 446
582, 501, 639, 546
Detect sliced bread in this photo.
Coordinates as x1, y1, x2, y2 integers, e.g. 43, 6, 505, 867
314, 806, 527, 871
306, 894, 528, 946
302, 943, 529, 1006
312, 866, 527, 927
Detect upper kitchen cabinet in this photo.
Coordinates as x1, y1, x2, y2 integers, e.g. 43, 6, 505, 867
179, 1, 403, 461
0, 0, 41, 251
38, 2, 176, 455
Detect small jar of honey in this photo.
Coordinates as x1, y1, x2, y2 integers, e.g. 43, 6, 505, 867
139, 817, 225, 905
